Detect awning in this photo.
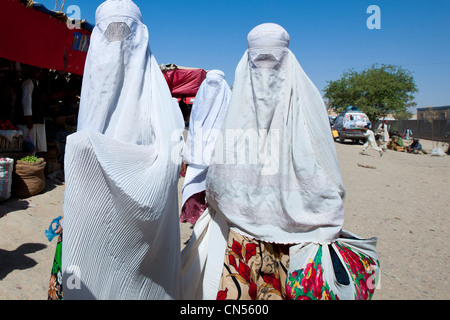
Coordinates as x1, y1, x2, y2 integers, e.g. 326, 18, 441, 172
162, 65, 207, 99
0, 1, 208, 98
65, 28, 91, 75
0, 0, 92, 75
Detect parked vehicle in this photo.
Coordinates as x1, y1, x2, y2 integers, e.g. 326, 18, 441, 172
332, 106, 371, 143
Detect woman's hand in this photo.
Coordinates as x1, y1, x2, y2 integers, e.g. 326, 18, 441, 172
180, 162, 187, 177
55, 217, 63, 234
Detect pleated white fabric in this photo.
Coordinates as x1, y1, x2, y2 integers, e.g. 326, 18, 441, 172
181, 23, 346, 299
62, 0, 183, 300
181, 207, 228, 300
181, 70, 231, 207
206, 23, 345, 245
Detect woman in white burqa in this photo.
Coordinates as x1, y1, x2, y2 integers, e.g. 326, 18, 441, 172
61, 0, 184, 299
180, 70, 231, 226
181, 23, 380, 300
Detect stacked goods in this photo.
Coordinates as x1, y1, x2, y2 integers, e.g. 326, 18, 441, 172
0, 120, 23, 157
388, 136, 406, 152
0, 119, 19, 130
12, 156, 46, 198
0, 157, 14, 201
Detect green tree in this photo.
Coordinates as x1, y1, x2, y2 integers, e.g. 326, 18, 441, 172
324, 64, 418, 123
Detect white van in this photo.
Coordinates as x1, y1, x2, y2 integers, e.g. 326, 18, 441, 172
332, 107, 371, 143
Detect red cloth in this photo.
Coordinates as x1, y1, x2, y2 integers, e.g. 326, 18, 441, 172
179, 190, 208, 225
0, 0, 91, 75
162, 68, 207, 98
65, 29, 90, 75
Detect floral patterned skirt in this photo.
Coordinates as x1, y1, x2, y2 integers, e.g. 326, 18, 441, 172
48, 233, 63, 300
216, 229, 379, 300
216, 229, 290, 300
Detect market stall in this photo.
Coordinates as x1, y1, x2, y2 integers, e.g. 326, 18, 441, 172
0, 0, 93, 75
161, 64, 207, 122
0, 0, 91, 200
0, 1, 208, 200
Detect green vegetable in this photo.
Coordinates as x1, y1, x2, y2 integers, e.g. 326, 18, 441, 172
20, 156, 40, 163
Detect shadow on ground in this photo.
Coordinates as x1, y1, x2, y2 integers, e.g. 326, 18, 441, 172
0, 243, 47, 280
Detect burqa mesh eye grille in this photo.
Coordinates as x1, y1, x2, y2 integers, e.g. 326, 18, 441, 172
251, 53, 280, 69
104, 22, 132, 42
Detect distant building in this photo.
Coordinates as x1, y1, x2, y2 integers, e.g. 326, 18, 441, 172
417, 106, 450, 120
380, 114, 396, 120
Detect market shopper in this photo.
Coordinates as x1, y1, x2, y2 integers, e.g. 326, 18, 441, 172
16, 66, 47, 154
181, 23, 380, 300
376, 120, 390, 151
404, 127, 413, 141
60, 0, 183, 300
180, 70, 231, 226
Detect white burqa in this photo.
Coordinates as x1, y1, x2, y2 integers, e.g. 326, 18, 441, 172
62, 0, 184, 300
181, 23, 346, 299
181, 70, 231, 209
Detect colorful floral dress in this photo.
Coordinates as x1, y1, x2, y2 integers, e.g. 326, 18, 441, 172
216, 229, 290, 300
48, 233, 63, 300
285, 242, 379, 300
216, 230, 380, 300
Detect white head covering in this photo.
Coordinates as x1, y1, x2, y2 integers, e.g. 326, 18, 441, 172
183, 70, 232, 167
181, 70, 231, 206
77, 0, 158, 145
62, 0, 183, 300
206, 23, 346, 244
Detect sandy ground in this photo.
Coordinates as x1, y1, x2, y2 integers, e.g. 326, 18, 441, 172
0, 138, 448, 300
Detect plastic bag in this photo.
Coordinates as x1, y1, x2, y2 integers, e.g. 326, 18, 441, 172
0, 157, 14, 201
286, 230, 380, 300
22, 132, 35, 155
431, 147, 445, 157
45, 216, 62, 242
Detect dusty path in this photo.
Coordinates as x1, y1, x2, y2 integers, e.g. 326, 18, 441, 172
0, 139, 448, 300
